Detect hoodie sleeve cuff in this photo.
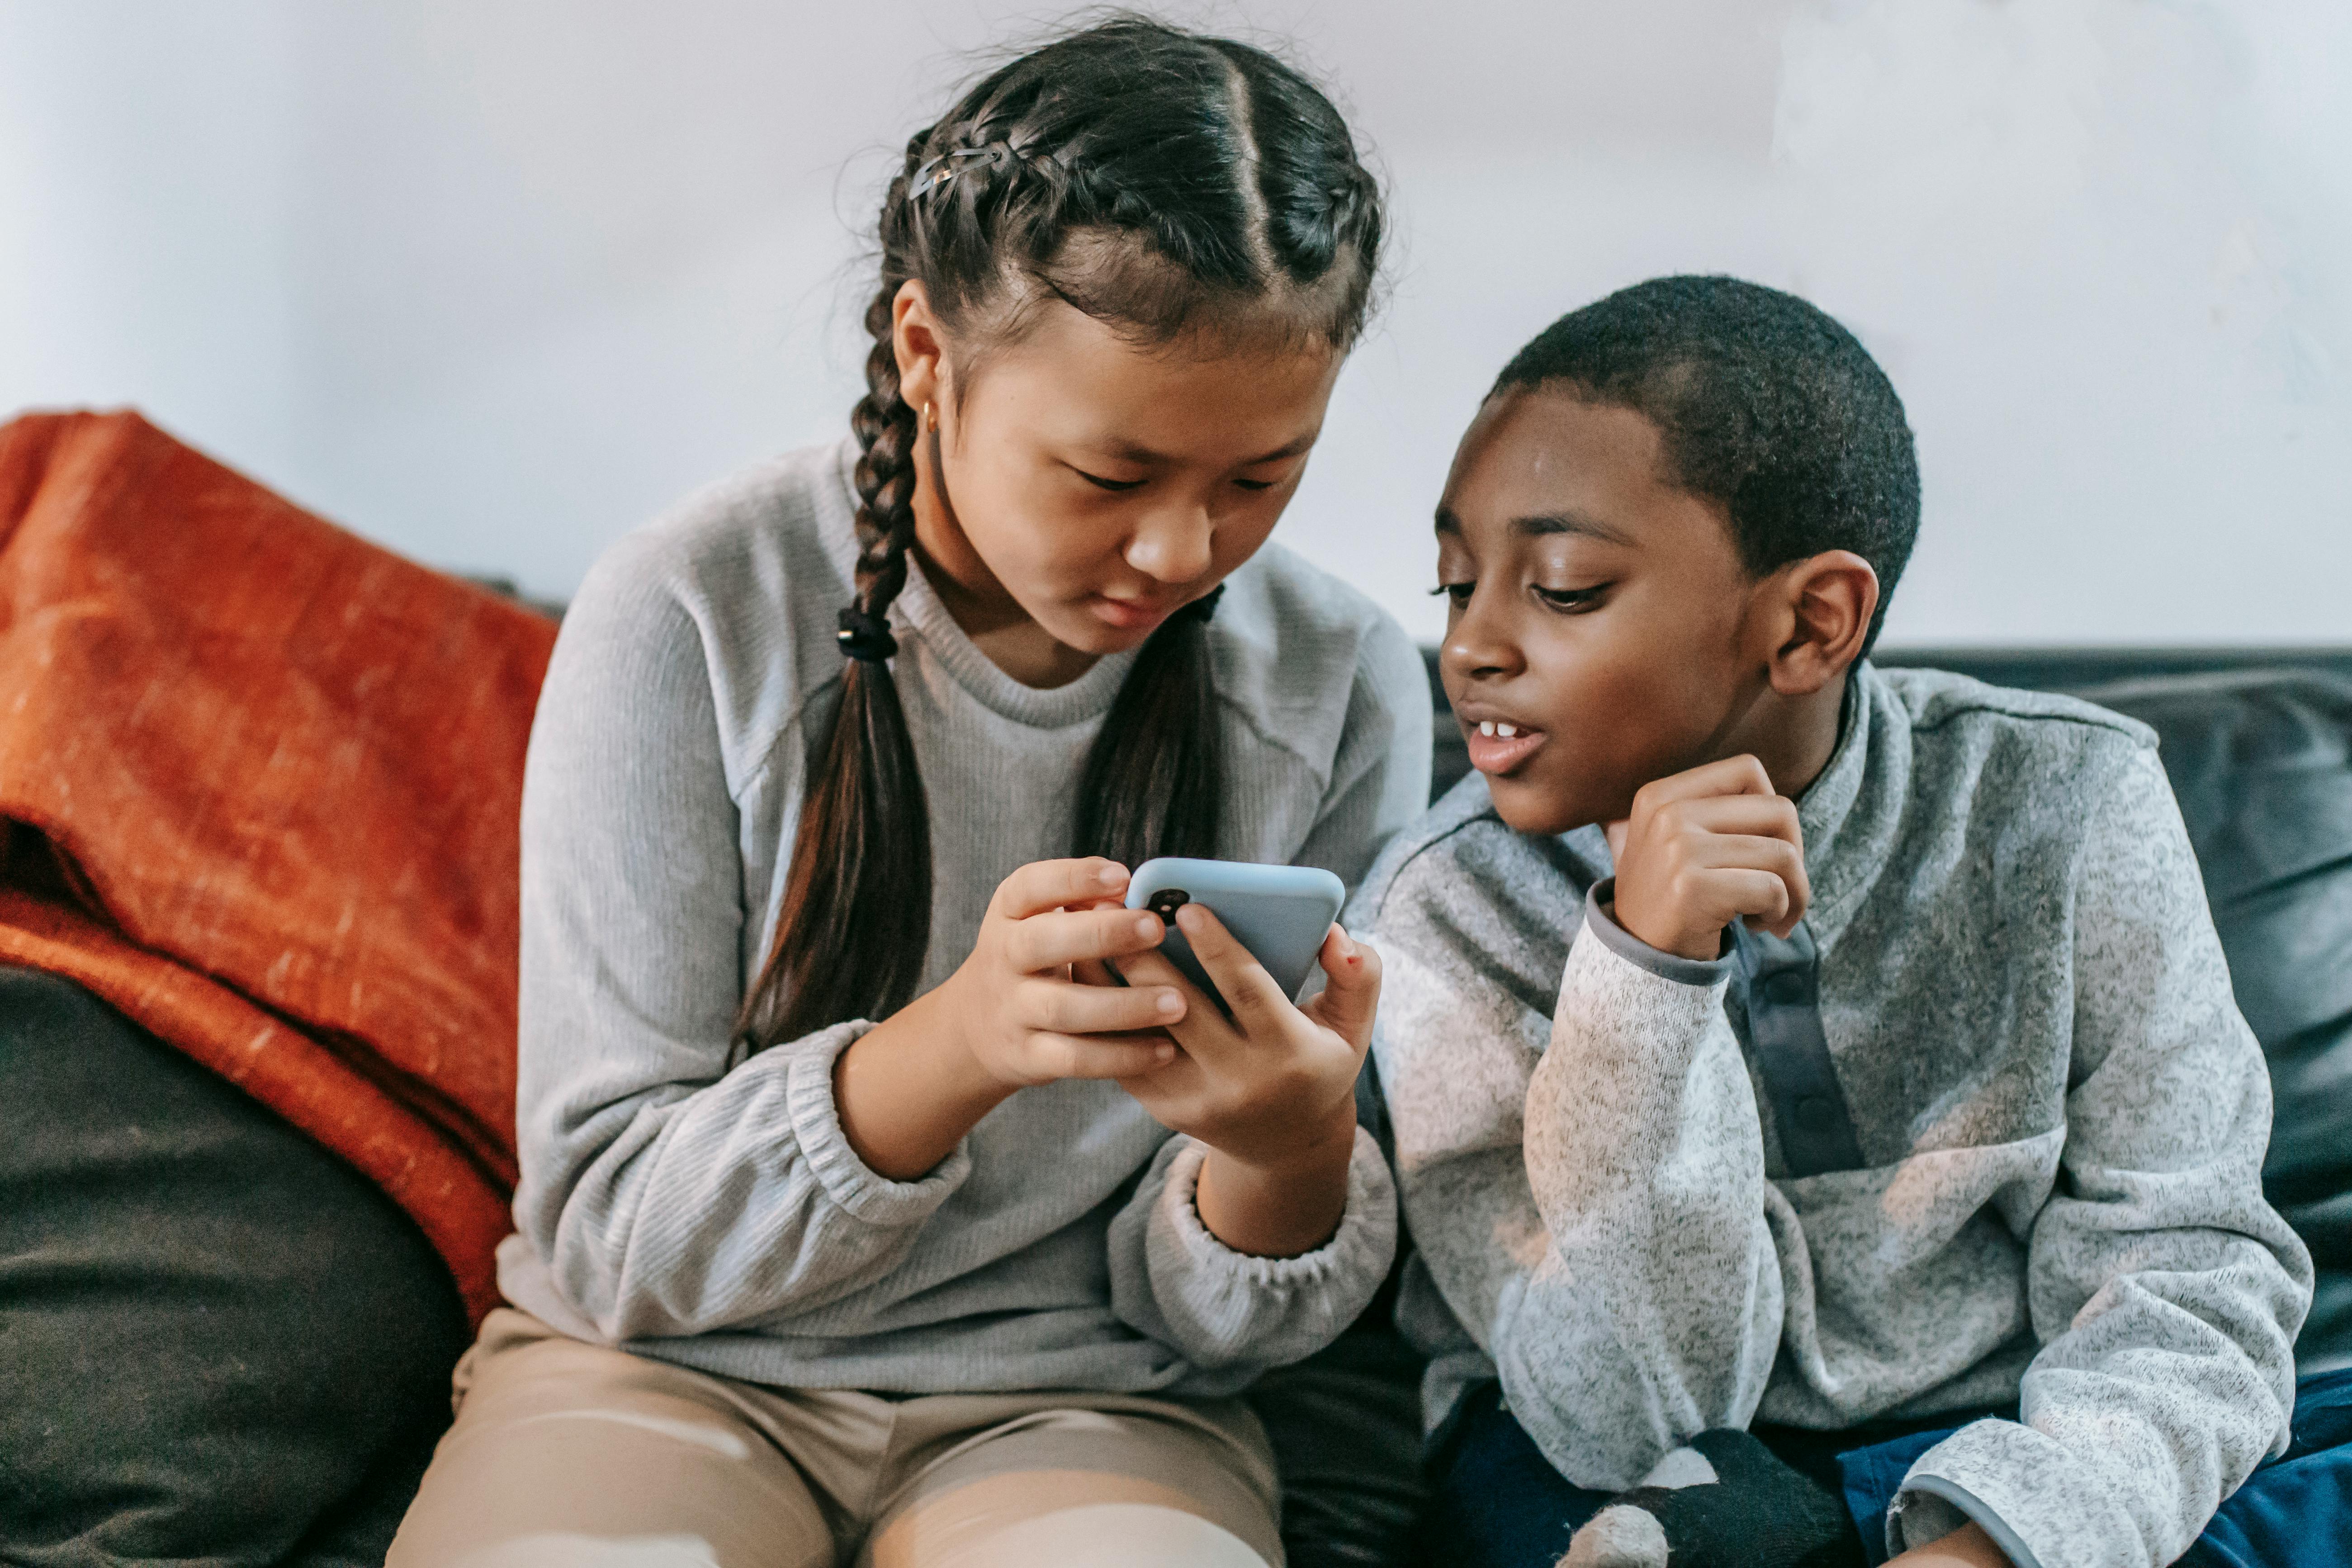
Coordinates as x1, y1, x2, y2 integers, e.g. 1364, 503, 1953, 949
1582, 878, 1739, 988
1892, 1419, 2120, 1568
1893, 1476, 2046, 1568
783, 1020, 973, 1226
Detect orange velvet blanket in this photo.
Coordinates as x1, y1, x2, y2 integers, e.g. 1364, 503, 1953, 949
0, 410, 555, 1321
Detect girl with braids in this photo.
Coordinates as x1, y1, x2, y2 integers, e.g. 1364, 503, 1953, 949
391, 19, 1429, 1568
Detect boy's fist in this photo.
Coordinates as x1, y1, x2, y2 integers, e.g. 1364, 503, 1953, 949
1607, 755, 1810, 962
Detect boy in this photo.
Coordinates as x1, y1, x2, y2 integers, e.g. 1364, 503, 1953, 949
1356, 277, 2313, 1568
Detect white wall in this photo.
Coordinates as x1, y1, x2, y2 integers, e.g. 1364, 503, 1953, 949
4, 0, 2346, 646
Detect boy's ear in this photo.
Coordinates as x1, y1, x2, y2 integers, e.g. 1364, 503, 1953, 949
1766, 550, 1879, 696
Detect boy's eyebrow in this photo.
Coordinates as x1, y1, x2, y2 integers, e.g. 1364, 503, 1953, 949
1431, 506, 1635, 546
1517, 511, 1636, 546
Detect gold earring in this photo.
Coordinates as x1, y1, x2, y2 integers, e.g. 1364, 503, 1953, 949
923, 401, 935, 431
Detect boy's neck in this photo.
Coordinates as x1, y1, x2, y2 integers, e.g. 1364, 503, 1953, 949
1731, 670, 1851, 805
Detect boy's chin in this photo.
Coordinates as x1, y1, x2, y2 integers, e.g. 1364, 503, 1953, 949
1483, 773, 1605, 839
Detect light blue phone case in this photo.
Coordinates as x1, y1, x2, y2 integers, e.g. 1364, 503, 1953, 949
1123, 857, 1346, 1007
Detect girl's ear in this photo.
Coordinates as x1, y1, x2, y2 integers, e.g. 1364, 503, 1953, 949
891, 280, 947, 422
1768, 550, 1879, 696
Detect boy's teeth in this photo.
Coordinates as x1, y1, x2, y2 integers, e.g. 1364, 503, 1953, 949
1478, 721, 1495, 736
1497, 723, 1518, 738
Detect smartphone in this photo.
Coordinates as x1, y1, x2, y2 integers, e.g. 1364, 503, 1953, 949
1123, 857, 1347, 1009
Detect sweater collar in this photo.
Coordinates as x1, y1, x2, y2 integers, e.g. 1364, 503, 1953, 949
1794, 661, 1912, 951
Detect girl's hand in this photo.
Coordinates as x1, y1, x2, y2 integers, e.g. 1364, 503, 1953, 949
943, 857, 1188, 1086
1107, 905, 1380, 1256
833, 857, 1184, 1181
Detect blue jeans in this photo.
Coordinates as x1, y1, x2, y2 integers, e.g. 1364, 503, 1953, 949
1426, 1369, 2352, 1568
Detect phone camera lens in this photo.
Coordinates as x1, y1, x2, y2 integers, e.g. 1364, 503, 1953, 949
1147, 889, 1190, 925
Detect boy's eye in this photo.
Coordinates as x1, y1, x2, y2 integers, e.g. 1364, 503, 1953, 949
1075, 469, 1146, 493
1233, 477, 1275, 493
1429, 581, 1476, 607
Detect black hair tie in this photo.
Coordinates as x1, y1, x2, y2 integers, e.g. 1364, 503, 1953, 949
836, 605, 899, 663
1177, 584, 1225, 625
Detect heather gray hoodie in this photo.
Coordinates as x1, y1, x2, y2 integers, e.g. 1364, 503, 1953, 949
1357, 662, 2311, 1568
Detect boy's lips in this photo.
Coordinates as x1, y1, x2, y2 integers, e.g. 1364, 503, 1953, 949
1464, 718, 1547, 775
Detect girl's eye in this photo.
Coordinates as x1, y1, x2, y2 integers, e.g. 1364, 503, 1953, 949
1429, 581, 1476, 607
1533, 584, 1608, 612
1234, 478, 1275, 493
1076, 469, 1146, 493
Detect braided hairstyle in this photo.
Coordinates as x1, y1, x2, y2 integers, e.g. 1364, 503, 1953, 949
737, 18, 1384, 1051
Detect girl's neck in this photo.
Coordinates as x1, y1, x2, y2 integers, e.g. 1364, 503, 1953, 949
909, 434, 1101, 692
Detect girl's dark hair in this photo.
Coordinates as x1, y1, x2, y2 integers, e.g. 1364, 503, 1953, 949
737, 17, 1384, 1050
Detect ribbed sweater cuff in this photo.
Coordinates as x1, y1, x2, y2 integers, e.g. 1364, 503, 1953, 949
1147, 1127, 1398, 1348
784, 1022, 973, 1225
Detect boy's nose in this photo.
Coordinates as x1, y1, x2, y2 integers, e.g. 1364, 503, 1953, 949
1443, 592, 1525, 682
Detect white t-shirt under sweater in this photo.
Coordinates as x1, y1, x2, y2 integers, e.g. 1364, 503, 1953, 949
497, 438, 1434, 1397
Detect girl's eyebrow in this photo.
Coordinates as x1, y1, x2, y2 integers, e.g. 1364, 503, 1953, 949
1097, 434, 1319, 467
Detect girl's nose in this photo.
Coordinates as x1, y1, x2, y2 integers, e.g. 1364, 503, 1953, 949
1123, 499, 1215, 586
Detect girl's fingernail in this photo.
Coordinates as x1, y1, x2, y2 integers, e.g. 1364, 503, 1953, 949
1099, 863, 1125, 886
1156, 990, 1182, 1016
1155, 1043, 1176, 1061
1136, 916, 1160, 941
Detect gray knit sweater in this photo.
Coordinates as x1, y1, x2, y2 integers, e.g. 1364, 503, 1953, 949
498, 439, 1430, 1397
1357, 663, 2311, 1568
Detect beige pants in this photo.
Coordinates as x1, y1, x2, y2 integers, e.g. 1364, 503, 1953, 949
387, 1310, 1284, 1568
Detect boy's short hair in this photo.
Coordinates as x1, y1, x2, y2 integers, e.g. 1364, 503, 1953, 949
1493, 275, 1921, 653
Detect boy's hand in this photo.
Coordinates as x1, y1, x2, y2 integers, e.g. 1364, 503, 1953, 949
1885, 1523, 2015, 1568
1106, 906, 1377, 1257
1609, 754, 1810, 962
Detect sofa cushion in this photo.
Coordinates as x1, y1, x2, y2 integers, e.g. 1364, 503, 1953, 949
0, 965, 468, 1567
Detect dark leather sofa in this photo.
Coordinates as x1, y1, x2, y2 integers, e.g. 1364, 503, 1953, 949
4, 648, 2347, 1567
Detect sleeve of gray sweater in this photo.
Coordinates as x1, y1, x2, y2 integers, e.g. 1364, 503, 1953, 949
1886, 744, 2310, 1568
1509, 884, 1789, 1484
